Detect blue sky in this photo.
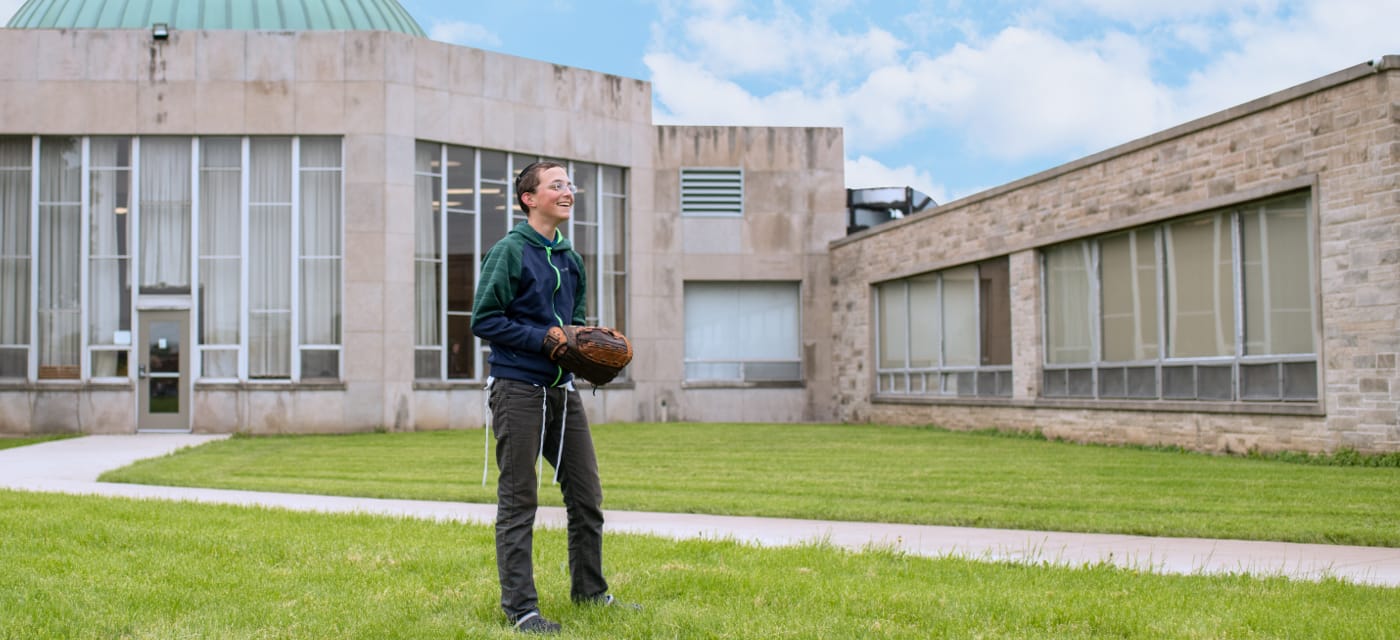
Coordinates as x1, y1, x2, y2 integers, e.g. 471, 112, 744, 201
6, 0, 1396, 203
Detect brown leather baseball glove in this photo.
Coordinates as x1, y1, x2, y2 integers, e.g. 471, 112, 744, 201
542, 325, 633, 386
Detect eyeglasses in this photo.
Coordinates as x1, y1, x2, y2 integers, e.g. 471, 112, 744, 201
541, 180, 577, 195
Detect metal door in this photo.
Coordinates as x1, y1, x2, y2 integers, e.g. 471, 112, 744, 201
137, 311, 189, 432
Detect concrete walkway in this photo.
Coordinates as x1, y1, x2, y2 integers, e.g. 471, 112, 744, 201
3, 434, 1398, 588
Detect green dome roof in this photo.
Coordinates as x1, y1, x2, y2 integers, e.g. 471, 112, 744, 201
6, 0, 426, 37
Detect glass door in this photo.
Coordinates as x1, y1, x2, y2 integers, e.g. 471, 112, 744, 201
137, 310, 189, 431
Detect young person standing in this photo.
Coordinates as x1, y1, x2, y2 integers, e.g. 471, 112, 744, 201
471, 161, 625, 634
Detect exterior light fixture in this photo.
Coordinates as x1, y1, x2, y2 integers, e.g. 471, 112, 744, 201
152, 23, 169, 40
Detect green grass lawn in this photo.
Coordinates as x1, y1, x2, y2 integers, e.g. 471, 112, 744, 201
0, 434, 76, 451
99, 423, 1400, 547
3, 489, 1396, 640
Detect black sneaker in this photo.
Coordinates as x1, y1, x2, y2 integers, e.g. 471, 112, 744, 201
513, 611, 561, 635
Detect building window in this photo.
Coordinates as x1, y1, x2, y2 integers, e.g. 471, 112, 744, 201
1042, 191, 1316, 402
413, 144, 628, 382
89, 137, 132, 379
683, 281, 801, 383
0, 137, 32, 379
874, 257, 1012, 397
680, 168, 743, 217
0, 135, 343, 383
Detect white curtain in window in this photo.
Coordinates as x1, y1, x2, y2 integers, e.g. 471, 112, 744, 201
139, 137, 191, 289
299, 138, 341, 348
89, 139, 128, 347
89, 139, 131, 377
1100, 230, 1158, 362
908, 274, 939, 368
199, 138, 242, 350
38, 138, 80, 372
1243, 194, 1313, 356
1166, 213, 1235, 358
1044, 242, 1093, 364
248, 139, 292, 377
414, 143, 440, 348
941, 265, 978, 366
0, 139, 31, 355
877, 281, 907, 370
684, 282, 798, 380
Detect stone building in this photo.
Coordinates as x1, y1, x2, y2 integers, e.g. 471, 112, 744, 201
831, 56, 1400, 454
1, 0, 1395, 455
0, 0, 845, 434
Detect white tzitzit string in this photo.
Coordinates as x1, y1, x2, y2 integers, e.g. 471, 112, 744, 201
536, 387, 549, 489
482, 377, 494, 486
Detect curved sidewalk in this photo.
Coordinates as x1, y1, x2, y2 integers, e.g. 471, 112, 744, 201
3, 434, 1398, 588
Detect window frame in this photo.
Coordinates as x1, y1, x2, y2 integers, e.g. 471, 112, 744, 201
682, 280, 803, 384
1040, 191, 1319, 403
873, 257, 1014, 399
413, 144, 629, 384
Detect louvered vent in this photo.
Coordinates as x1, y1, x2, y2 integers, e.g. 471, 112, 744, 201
680, 168, 743, 216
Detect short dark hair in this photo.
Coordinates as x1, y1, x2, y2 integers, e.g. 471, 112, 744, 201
514, 161, 566, 215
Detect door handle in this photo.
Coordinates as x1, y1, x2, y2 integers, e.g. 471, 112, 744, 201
138, 364, 147, 379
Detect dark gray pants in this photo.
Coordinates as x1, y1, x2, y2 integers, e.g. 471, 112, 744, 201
490, 378, 608, 622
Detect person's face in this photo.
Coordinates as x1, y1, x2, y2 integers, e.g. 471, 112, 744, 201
523, 166, 575, 227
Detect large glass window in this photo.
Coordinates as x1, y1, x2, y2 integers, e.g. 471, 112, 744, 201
298, 138, 343, 380
875, 257, 1012, 397
89, 137, 132, 379
1042, 192, 1316, 402
684, 281, 801, 382
0, 137, 31, 379
0, 135, 342, 383
413, 144, 628, 381
198, 137, 242, 379
37, 137, 80, 379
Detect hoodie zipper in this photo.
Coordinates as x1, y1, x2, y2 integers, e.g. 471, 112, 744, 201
545, 237, 565, 387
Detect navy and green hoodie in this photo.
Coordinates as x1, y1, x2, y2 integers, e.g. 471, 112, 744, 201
471, 222, 587, 387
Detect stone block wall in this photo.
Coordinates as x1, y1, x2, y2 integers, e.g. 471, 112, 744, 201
829, 56, 1400, 453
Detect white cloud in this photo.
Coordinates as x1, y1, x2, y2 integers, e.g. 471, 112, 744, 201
648, 0, 1400, 194
646, 52, 844, 127
428, 20, 502, 48
1174, 0, 1400, 121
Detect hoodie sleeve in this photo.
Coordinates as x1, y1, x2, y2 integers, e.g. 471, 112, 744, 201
471, 238, 550, 352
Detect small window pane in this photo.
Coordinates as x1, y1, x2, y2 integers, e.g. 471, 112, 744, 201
202, 350, 237, 378
416, 348, 441, 380
1282, 361, 1318, 401
743, 361, 801, 381
1163, 366, 1195, 399
1126, 367, 1157, 398
1241, 363, 1280, 400
90, 350, 128, 377
1043, 369, 1066, 397
301, 349, 339, 379
1198, 365, 1233, 400
1067, 368, 1094, 397
0, 348, 25, 377
1098, 366, 1126, 398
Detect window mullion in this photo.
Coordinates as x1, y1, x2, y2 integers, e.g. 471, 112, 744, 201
79, 138, 91, 381
290, 137, 301, 381
438, 144, 448, 380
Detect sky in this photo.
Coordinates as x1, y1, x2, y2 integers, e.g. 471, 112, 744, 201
5, 0, 1397, 204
